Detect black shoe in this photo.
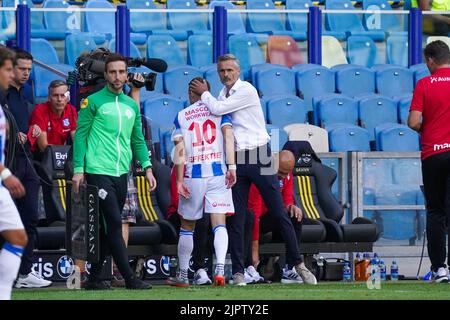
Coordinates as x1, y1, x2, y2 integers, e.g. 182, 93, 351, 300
125, 277, 152, 290
84, 280, 112, 290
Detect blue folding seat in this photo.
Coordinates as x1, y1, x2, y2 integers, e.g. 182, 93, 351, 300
108, 40, 142, 58
187, 35, 213, 67
65, 33, 98, 67
375, 65, 414, 97
127, 0, 188, 41
260, 96, 268, 121
358, 95, 398, 141
31, 38, 74, 100
142, 96, 184, 143
255, 66, 296, 97
285, 0, 311, 38
397, 95, 412, 125
312, 93, 342, 125
386, 35, 409, 67
409, 63, 430, 86
250, 63, 281, 85
317, 95, 359, 128
161, 129, 175, 162
362, 0, 407, 35
228, 34, 265, 80
246, 0, 306, 41
324, 0, 386, 41
375, 123, 420, 151
209, 1, 246, 35
85, 0, 146, 45
203, 65, 223, 98
167, 0, 209, 36
164, 65, 203, 101
294, 64, 336, 112
346, 36, 378, 67
266, 95, 307, 128
334, 64, 376, 97
266, 124, 288, 152
147, 35, 185, 66
328, 124, 371, 151
4, 0, 48, 38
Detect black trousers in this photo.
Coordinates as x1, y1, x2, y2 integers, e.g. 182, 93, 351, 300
86, 173, 133, 281
14, 154, 40, 275
422, 151, 450, 272
168, 212, 211, 271
228, 144, 302, 274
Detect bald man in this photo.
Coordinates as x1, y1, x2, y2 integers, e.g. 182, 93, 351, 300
247, 150, 304, 284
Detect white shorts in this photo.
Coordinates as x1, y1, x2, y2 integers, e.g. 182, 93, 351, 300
0, 187, 24, 232
178, 175, 234, 221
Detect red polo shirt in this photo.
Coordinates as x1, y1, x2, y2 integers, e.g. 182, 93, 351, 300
29, 102, 77, 152
410, 67, 450, 160
247, 172, 294, 241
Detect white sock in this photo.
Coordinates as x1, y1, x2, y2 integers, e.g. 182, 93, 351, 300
213, 224, 228, 275
178, 229, 194, 280
0, 242, 24, 300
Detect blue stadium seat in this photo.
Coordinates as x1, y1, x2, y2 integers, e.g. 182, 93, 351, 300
167, 0, 209, 36
85, 0, 146, 44
312, 93, 342, 125
259, 96, 268, 121
375, 65, 414, 97
147, 35, 185, 66
163, 65, 203, 101
334, 64, 376, 96
127, 0, 188, 41
246, 0, 306, 41
266, 124, 288, 152
358, 95, 398, 141
250, 63, 280, 84
161, 129, 175, 161
328, 124, 371, 151
363, 158, 394, 189
317, 95, 359, 128
108, 40, 142, 58
142, 96, 184, 143
203, 64, 223, 98
294, 64, 336, 112
209, 1, 246, 35
255, 66, 297, 97
375, 123, 420, 151
324, 0, 386, 41
362, 0, 407, 35
31, 38, 74, 100
386, 35, 409, 67
65, 33, 98, 67
392, 158, 422, 186
398, 95, 412, 125
4, 0, 48, 38
409, 63, 430, 86
188, 35, 213, 67
228, 34, 265, 80
286, 0, 311, 38
347, 35, 378, 67
266, 95, 307, 128
42, 0, 79, 38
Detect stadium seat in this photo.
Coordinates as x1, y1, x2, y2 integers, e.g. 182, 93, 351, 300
386, 34, 409, 67
85, 0, 147, 45
108, 39, 142, 58
188, 35, 213, 67
316, 95, 359, 128
362, 0, 407, 35
284, 124, 329, 152
363, 158, 394, 190
294, 63, 336, 112
346, 35, 378, 67
398, 95, 412, 125
167, 0, 209, 36
250, 62, 280, 85
328, 124, 371, 152
147, 35, 185, 66
161, 130, 175, 163
267, 35, 304, 68
42, 0, 81, 39
228, 33, 265, 80
392, 158, 422, 187
4, 0, 51, 39
324, 0, 386, 41
375, 65, 414, 97
266, 95, 307, 128
334, 64, 376, 97
285, 0, 311, 37
409, 63, 430, 86
358, 95, 398, 141
321, 36, 348, 68
208, 1, 246, 35
65, 33, 98, 66
289, 141, 379, 242
163, 65, 203, 101
375, 123, 420, 151
266, 124, 288, 152
142, 96, 184, 143
246, 0, 306, 41
127, 0, 188, 41
203, 64, 224, 97
255, 65, 297, 97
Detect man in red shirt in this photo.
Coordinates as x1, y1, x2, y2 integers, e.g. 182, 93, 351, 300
247, 150, 303, 284
28, 80, 77, 153
408, 40, 450, 283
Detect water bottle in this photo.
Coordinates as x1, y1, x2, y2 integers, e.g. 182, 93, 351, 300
373, 253, 380, 266
342, 262, 352, 282
390, 260, 399, 281
379, 260, 386, 281
169, 256, 178, 278
224, 254, 232, 283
